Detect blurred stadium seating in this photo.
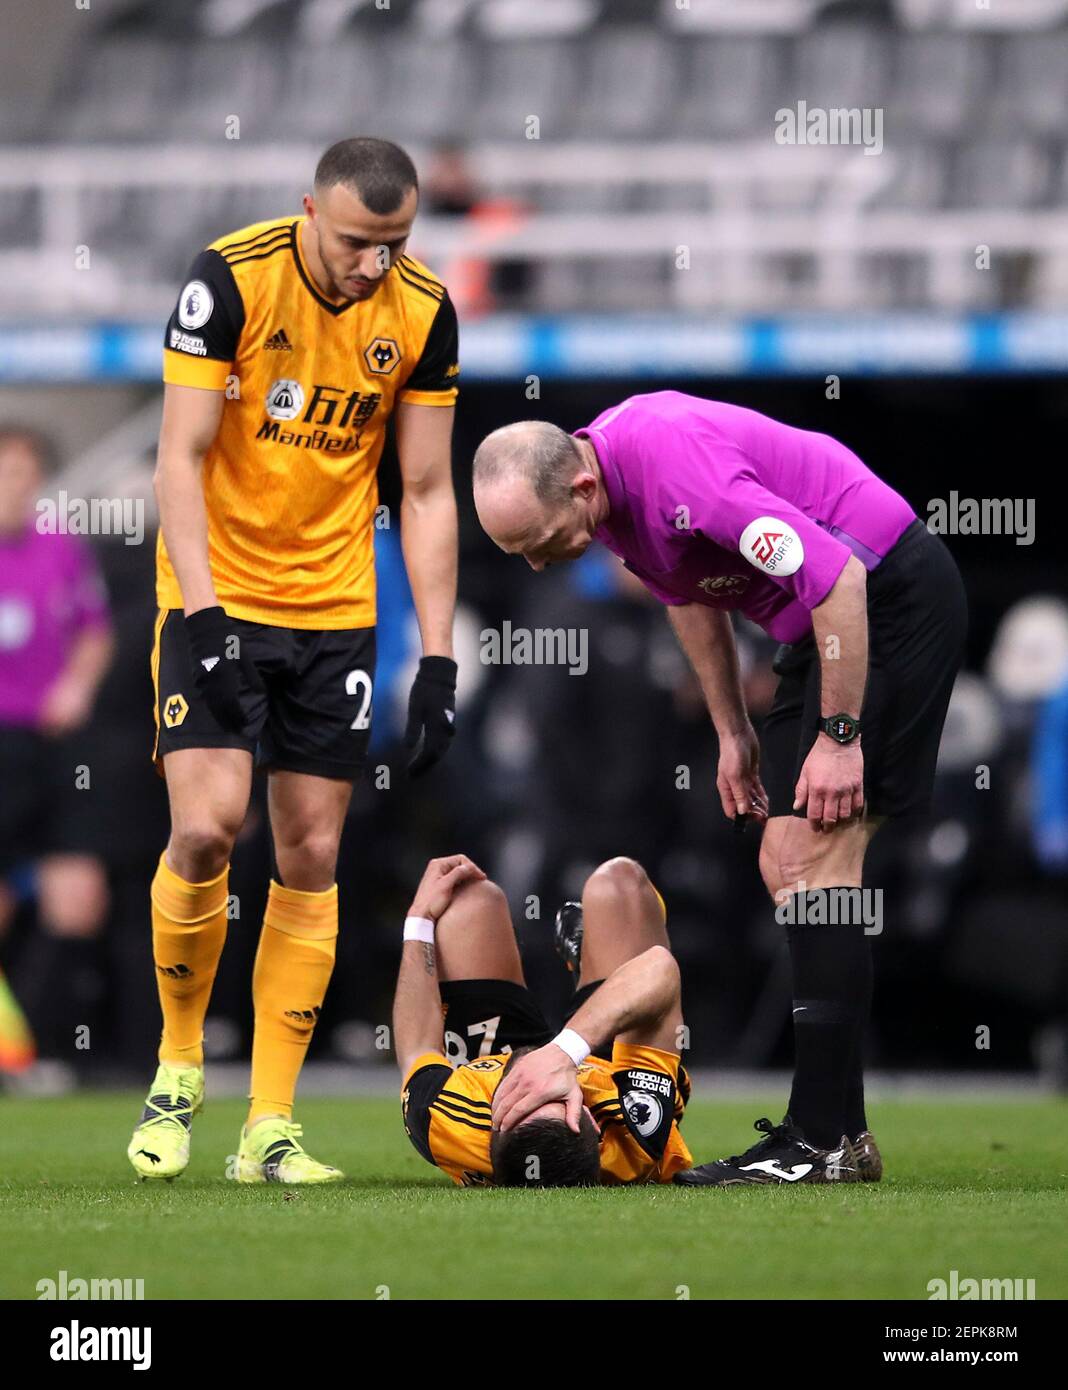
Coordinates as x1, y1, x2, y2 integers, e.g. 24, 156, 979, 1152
3, 0, 1068, 316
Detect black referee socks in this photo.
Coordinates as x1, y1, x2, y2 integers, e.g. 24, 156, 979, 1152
782, 887, 873, 1150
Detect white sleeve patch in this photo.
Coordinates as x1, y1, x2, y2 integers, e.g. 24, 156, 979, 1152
177, 280, 214, 330
168, 328, 207, 356
739, 516, 805, 577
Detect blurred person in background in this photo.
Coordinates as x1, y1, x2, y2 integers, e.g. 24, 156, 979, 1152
0, 426, 114, 1075
1032, 653, 1068, 1086
980, 597, 1068, 1086
985, 597, 1068, 875
870, 598, 1068, 1088
421, 142, 532, 318
1033, 665, 1068, 876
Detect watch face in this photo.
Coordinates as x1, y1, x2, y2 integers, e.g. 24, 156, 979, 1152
829, 714, 857, 742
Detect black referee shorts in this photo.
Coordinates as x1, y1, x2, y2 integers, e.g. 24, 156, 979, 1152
152, 609, 376, 780
0, 726, 110, 872
761, 519, 968, 820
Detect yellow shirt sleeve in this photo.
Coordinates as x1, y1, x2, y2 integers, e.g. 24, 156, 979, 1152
400, 1050, 451, 1092
162, 349, 232, 391
396, 385, 458, 407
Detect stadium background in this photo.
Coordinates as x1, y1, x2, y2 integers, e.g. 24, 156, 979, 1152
1, 0, 1066, 1095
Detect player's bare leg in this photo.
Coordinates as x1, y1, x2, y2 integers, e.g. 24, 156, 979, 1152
129, 747, 251, 1180
163, 747, 253, 883
576, 857, 682, 1055
432, 875, 571, 1066
435, 877, 525, 986
236, 769, 353, 1184
490, 857, 687, 1153
268, 769, 354, 893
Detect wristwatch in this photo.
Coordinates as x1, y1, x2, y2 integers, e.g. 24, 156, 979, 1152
818, 713, 861, 744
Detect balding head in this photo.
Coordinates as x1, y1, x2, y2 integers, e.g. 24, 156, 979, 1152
473, 420, 607, 572
473, 420, 580, 509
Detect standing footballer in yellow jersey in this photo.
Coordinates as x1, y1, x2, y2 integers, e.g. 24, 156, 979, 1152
129, 139, 461, 1185
394, 855, 693, 1189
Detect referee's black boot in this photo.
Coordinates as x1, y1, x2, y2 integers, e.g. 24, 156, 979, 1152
852, 1129, 883, 1182
673, 1115, 861, 1187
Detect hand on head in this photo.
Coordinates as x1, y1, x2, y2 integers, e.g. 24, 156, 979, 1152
491, 1043, 586, 1134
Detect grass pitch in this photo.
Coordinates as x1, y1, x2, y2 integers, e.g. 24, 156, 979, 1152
1, 1093, 1065, 1301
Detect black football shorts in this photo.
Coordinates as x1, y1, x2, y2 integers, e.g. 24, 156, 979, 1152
438, 979, 555, 1066
0, 726, 110, 871
761, 519, 968, 820
152, 609, 376, 780
438, 977, 615, 1066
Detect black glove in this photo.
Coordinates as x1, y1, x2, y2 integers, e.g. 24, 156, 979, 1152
185, 606, 260, 734
404, 656, 457, 778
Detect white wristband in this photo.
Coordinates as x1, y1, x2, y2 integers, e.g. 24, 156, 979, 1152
403, 916, 436, 943
551, 1028, 590, 1066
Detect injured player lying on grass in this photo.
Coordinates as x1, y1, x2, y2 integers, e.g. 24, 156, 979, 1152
393, 854, 880, 1188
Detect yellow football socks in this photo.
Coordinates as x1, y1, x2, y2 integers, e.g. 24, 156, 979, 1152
248, 880, 338, 1126
151, 854, 229, 1068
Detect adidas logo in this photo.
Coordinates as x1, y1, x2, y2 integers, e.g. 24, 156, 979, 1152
284, 1007, 321, 1025
156, 963, 193, 979
264, 328, 292, 351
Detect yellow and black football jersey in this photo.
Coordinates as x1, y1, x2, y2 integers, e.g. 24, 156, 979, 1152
158, 216, 459, 629
401, 1044, 693, 1187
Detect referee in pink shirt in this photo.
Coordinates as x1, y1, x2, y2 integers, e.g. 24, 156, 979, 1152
0, 426, 114, 1070
473, 391, 967, 1187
